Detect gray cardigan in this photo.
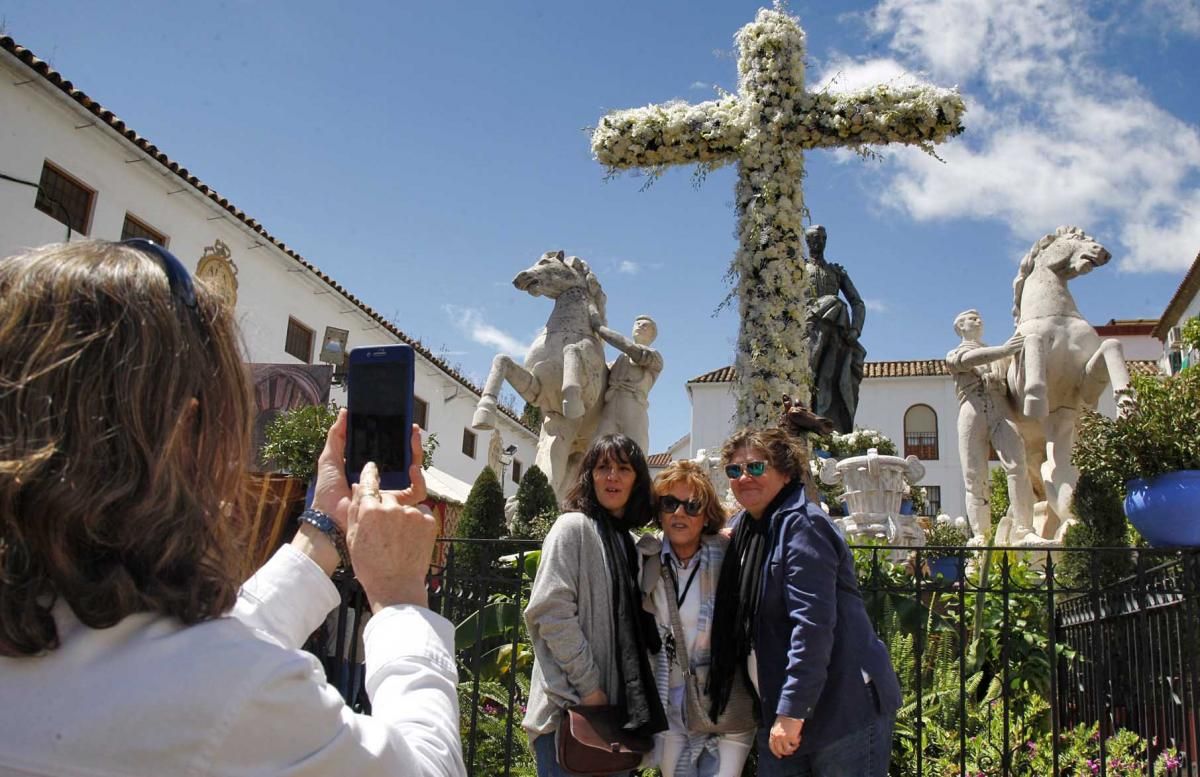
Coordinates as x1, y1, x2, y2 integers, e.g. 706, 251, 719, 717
522, 511, 622, 738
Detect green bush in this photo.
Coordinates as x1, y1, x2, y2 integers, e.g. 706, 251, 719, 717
509, 465, 558, 541
260, 403, 338, 480
456, 467, 507, 573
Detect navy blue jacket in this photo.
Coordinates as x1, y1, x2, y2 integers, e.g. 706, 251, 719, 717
752, 483, 901, 754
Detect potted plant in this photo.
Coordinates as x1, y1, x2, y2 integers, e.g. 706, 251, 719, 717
924, 518, 969, 580
260, 403, 340, 482
1072, 362, 1200, 547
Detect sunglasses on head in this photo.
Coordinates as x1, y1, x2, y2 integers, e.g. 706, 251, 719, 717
121, 238, 199, 320
659, 495, 703, 517
724, 461, 768, 479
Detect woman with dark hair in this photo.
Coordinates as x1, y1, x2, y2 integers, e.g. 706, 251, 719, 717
707, 427, 900, 777
522, 433, 667, 776
0, 240, 464, 776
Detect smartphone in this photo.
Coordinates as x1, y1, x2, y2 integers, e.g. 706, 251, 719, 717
346, 344, 415, 491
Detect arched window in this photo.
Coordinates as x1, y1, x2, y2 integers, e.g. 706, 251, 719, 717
904, 404, 938, 460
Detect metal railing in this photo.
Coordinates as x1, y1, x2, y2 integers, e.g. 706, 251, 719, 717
305, 542, 1200, 776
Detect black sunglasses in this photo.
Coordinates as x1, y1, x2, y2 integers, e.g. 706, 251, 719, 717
659, 495, 703, 517
121, 238, 199, 318
724, 461, 768, 479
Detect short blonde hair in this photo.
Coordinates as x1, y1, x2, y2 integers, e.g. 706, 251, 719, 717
652, 460, 727, 535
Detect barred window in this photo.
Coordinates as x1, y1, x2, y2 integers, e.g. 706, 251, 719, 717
120, 213, 168, 245
512, 459, 523, 484
35, 161, 94, 235
284, 317, 314, 363
413, 396, 429, 430
922, 485, 942, 516
903, 404, 939, 460
462, 429, 477, 459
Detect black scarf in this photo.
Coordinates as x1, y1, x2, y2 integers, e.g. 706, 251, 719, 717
707, 479, 800, 719
595, 514, 667, 737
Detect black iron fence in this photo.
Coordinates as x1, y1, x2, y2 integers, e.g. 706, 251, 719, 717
305, 542, 1200, 776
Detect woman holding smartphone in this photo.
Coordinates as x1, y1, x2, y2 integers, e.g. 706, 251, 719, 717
522, 434, 667, 777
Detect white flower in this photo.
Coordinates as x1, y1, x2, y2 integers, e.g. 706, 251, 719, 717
590, 7, 964, 428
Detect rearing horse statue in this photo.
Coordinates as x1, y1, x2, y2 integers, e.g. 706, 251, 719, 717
472, 251, 608, 498
1006, 226, 1134, 536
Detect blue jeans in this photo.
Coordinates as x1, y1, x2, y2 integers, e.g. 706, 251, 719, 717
755, 712, 895, 777
533, 732, 633, 777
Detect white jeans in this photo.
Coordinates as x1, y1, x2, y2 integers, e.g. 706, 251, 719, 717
659, 731, 753, 777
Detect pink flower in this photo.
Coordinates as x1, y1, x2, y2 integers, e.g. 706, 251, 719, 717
1087, 758, 1100, 775
1163, 754, 1182, 770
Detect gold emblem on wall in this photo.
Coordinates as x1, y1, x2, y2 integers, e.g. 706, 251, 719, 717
195, 239, 239, 307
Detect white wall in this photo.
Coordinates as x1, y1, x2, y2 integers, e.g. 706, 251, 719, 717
854, 376, 964, 518
688, 382, 739, 459
0, 49, 536, 497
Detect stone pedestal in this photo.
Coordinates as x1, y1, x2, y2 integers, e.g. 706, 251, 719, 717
820, 448, 926, 546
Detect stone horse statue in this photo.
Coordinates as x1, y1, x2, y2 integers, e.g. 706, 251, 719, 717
1004, 226, 1134, 540
472, 251, 609, 498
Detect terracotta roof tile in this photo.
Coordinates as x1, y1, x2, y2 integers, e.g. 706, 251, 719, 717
688, 366, 737, 383
690, 359, 1161, 382
0, 36, 533, 434
646, 452, 673, 467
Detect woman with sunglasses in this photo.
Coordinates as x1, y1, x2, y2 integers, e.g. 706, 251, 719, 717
522, 433, 667, 776
707, 427, 900, 777
0, 240, 464, 776
638, 460, 755, 777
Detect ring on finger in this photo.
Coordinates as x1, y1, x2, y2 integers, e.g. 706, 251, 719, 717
361, 488, 382, 500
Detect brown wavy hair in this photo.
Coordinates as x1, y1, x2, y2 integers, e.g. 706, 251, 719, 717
0, 240, 253, 656
720, 427, 806, 482
652, 460, 728, 535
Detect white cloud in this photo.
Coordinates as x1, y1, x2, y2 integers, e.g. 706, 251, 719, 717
690, 80, 711, 91
814, 57, 927, 94
864, 298, 890, 314
837, 0, 1200, 272
617, 259, 640, 275
1143, 0, 1200, 37
443, 305, 531, 357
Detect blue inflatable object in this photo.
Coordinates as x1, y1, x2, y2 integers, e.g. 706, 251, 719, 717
1124, 470, 1200, 547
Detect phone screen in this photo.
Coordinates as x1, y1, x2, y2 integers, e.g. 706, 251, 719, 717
347, 349, 413, 489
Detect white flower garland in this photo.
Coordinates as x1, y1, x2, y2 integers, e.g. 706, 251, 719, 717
591, 6, 965, 429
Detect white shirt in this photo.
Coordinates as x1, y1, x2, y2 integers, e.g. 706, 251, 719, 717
0, 544, 466, 777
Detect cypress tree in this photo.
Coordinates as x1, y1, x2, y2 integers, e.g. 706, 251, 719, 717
510, 465, 559, 542
455, 466, 507, 573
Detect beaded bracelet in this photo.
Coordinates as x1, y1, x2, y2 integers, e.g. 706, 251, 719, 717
297, 507, 352, 571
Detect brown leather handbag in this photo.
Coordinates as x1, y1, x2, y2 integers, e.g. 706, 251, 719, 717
556, 704, 653, 776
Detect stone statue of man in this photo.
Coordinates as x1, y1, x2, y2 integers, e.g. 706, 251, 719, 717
805, 225, 867, 433
945, 309, 1036, 545
591, 314, 663, 454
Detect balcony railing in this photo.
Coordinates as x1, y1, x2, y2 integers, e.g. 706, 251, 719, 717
905, 432, 939, 461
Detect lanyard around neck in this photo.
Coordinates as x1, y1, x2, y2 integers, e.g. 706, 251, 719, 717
667, 555, 701, 609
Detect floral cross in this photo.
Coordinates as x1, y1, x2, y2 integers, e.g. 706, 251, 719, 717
592, 5, 965, 427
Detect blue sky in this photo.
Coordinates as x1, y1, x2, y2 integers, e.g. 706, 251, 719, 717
3, 0, 1198, 453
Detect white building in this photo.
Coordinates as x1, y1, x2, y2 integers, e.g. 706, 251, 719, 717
674, 348, 1159, 520
1152, 252, 1200, 375
0, 35, 537, 508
